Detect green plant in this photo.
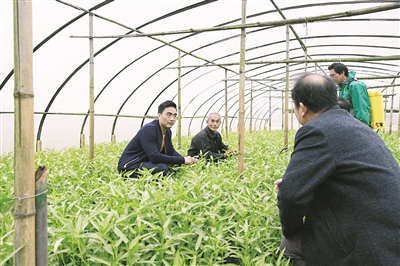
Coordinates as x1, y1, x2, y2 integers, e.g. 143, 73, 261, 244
1, 130, 398, 265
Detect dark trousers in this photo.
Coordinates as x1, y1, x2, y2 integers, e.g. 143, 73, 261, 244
279, 232, 306, 266
122, 162, 169, 179
141, 162, 169, 175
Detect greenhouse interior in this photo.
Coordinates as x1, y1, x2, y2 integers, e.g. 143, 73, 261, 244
1, 0, 400, 265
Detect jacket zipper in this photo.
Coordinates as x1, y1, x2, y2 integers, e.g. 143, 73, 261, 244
124, 157, 139, 168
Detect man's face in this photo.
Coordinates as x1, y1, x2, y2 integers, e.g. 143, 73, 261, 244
329, 69, 346, 85
158, 106, 177, 131
206, 113, 221, 132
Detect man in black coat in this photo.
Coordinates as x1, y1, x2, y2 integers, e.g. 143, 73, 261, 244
275, 73, 400, 265
187, 112, 236, 160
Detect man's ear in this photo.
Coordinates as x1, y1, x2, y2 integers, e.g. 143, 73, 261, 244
299, 102, 308, 117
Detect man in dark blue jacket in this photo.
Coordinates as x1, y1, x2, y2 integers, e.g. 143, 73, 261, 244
275, 73, 400, 265
118, 100, 196, 177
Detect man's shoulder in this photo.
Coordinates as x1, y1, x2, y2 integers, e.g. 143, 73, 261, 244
193, 127, 208, 137
139, 120, 159, 134
142, 119, 159, 128
348, 79, 367, 89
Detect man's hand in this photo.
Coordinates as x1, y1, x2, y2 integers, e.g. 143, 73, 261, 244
224, 149, 238, 157
274, 178, 282, 191
184, 156, 196, 165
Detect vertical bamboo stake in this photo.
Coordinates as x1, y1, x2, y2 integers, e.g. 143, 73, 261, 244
268, 89, 272, 131
281, 91, 284, 129
397, 86, 400, 136
250, 81, 253, 133
89, 12, 95, 159
238, 0, 247, 175
389, 79, 397, 134
177, 50, 182, 148
80, 133, 85, 147
225, 69, 228, 138
291, 100, 294, 130
284, 24, 289, 148
13, 0, 36, 264
36, 139, 42, 152
35, 166, 48, 266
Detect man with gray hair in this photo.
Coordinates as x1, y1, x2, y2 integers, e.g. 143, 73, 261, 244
187, 112, 236, 160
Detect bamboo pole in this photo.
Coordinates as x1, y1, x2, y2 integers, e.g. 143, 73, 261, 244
225, 69, 228, 138
177, 50, 182, 148
250, 81, 253, 133
13, 0, 36, 264
388, 72, 399, 135
71, 3, 400, 38
284, 24, 289, 149
80, 133, 85, 147
166, 56, 400, 69
238, 0, 246, 175
89, 12, 95, 159
396, 82, 400, 136
36, 139, 42, 152
268, 89, 272, 131
35, 166, 48, 266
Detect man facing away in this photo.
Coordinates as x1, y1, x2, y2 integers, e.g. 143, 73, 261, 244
118, 100, 196, 177
187, 112, 236, 160
328, 62, 371, 126
275, 73, 400, 266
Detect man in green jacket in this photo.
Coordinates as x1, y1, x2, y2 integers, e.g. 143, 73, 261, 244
328, 62, 371, 126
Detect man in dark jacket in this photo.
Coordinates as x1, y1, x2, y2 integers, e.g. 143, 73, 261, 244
275, 73, 400, 265
118, 100, 196, 176
187, 112, 236, 160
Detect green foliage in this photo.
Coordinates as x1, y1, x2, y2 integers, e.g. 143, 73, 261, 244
1, 130, 398, 265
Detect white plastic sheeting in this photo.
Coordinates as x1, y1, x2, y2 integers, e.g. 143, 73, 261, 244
1, 0, 399, 153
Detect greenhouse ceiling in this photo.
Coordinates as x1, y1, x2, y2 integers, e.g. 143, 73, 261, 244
1, 0, 399, 153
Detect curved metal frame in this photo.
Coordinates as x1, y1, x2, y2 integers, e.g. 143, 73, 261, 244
1, 0, 399, 150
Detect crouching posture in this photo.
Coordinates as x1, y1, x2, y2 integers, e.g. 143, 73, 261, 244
118, 100, 196, 177
275, 73, 400, 265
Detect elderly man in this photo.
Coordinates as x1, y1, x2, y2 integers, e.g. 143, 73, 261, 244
275, 73, 400, 265
187, 112, 236, 160
118, 100, 196, 177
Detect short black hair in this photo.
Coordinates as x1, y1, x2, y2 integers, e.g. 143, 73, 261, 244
291, 73, 338, 113
158, 100, 177, 114
328, 62, 348, 77
338, 96, 351, 112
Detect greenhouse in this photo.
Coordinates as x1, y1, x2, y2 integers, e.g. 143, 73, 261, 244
1, 0, 400, 265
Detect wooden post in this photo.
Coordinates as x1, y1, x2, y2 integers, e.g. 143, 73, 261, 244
13, 0, 36, 264
268, 89, 272, 131
177, 50, 182, 148
80, 133, 85, 147
35, 166, 48, 266
250, 81, 253, 133
89, 11, 95, 159
225, 69, 229, 138
238, 0, 247, 175
36, 139, 42, 152
284, 24, 289, 148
